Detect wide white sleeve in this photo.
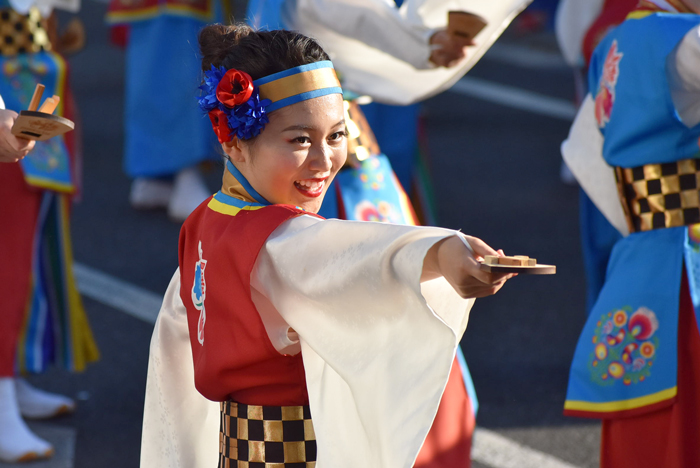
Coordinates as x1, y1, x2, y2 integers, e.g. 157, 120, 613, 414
140, 269, 220, 468
285, 0, 433, 69
253, 215, 474, 468
287, 0, 531, 104
561, 94, 629, 236
667, 25, 700, 128
554, 0, 604, 67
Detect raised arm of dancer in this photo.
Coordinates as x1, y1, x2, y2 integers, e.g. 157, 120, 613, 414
668, 24, 700, 127
286, 0, 468, 68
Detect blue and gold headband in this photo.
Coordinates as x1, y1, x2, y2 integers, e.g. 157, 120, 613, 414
198, 60, 342, 143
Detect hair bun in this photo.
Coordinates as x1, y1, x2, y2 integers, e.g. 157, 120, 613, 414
198, 23, 330, 82
199, 24, 254, 71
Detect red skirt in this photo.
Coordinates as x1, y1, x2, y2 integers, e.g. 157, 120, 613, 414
601, 273, 700, 468
0, 163, 41, 376
414, 356, 475, 468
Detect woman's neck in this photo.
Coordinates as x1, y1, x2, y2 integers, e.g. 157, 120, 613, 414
221, 160, 268, 205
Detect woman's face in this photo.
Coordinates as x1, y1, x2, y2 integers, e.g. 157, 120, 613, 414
225, 94, 347, 213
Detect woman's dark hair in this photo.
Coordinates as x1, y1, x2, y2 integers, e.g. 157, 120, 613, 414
199, 23, 330, 79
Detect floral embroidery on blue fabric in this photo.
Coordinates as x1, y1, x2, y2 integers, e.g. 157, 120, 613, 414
594, 40, 623, 128
588, 306, 659, 386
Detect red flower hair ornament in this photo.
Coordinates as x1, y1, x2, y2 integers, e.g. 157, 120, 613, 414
216, 69, 254, 107
208, 109, 231, 144
199, 66, 271, 143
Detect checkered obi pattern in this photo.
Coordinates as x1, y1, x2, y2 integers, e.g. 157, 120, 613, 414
615, 158, 700, 232
219, 401, 317, 468
0, 7, 50, 56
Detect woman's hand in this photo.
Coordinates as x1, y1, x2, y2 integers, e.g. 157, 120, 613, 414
422, 235, 514, 298
0, 109, 34, 163
429, 30, 473, 68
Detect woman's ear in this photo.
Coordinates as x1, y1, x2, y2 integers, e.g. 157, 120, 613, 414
222, 136, 246, 163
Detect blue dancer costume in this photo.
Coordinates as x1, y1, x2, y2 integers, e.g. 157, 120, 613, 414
565, 11, 700, 420
106, 0, 222, 178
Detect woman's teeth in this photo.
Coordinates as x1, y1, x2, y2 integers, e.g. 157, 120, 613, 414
295, 180, 324, 191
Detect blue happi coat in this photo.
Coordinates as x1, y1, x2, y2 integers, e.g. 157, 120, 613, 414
566, 11, 700, 418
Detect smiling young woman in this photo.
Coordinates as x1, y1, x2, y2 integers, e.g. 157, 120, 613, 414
140, 23, 514, 468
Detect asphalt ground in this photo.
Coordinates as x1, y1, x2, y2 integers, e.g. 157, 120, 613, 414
17, 3, 602, 467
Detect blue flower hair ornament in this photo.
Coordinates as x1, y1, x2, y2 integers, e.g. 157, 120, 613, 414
198, 65, 272, 143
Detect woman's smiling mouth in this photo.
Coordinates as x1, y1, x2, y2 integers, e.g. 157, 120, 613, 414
294, 178, 328, 198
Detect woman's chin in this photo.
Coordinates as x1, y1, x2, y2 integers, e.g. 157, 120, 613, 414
295, 195, 325, 214
298, 201, 323, 214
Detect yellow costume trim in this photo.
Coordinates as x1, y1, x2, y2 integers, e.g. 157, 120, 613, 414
564, 386, 677, 413
207, 198, 264, 216
626, 10, 654, 19
23, 176, 73, 193
259, 67, 341, 104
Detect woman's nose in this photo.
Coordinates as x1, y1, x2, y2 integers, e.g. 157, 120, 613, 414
309, 144, 333, 172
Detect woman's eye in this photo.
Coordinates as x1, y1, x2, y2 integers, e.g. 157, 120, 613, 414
294, 136, 311, 144
329, 130, 347, 141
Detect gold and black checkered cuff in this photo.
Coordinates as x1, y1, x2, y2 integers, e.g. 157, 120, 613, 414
615, 158, 700, 233
219, 401, 316, 468
0, 8, 51, 56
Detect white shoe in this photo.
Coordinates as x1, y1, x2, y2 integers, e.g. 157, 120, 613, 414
15, 378, 75, 420
129, 178, 174, 210
167, 168, 211, 222
0, 378, 54, 463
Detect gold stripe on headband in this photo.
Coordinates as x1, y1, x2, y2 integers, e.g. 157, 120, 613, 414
258, 68, 341, 103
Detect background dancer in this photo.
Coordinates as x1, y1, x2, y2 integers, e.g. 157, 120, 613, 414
106, 0, 225, 221
563, 1, 700, 466
0, 3, 99, 462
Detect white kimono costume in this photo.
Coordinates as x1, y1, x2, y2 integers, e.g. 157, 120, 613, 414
141, 215, 475, 468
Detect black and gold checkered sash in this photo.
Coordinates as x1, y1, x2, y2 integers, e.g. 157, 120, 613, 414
0, 7, 51, 56
343, 100, 380, 168
615, 158, 700, 233
219, 401, 316, 468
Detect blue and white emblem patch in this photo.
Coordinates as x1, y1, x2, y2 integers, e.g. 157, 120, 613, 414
192, 241, 207, 345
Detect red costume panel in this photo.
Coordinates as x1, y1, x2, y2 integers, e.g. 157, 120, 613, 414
601, 273, 700, 468
180, 201, 311, 406
0, 164, 41, 377
582, 0, 639, 65
414, 358, 475, 468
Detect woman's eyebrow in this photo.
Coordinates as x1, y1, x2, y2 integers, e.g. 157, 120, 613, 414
282, 120, 346, 132
282, 124, 314, 132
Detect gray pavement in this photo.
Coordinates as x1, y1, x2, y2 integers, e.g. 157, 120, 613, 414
20, 2, 604, 467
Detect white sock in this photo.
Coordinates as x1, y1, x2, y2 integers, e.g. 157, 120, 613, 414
0, 378, 53, 462
129, 177, 174, 210
15, 378, 76, 419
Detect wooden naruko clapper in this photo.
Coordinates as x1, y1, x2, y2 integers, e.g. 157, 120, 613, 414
480, 255, 556, 275
11, 84, 75, 141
